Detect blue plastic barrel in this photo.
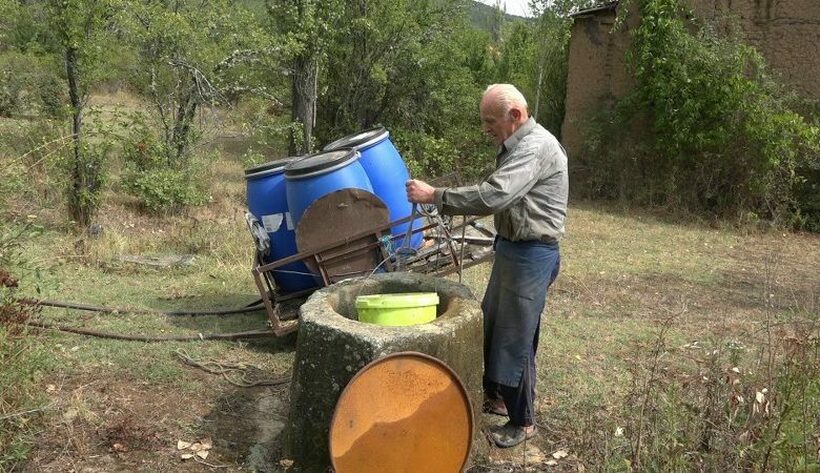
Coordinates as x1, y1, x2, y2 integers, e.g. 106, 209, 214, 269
284, 149, 374, 225
245, 158, 318, 292
323, 127, 422, 248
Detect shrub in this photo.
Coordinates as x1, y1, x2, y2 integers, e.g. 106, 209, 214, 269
581, 0, 820, 229
120, 114, 209, 213
122, 167, 208, 213
392, 129, 459, 180
623, 323, 820, 471
0, 224, 51, 470
0, 118, 68, 213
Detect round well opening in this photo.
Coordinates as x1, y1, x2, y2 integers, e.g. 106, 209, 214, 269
326, 279, 463, 324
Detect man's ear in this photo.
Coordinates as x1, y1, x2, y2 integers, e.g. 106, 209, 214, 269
509, 108, 522, 122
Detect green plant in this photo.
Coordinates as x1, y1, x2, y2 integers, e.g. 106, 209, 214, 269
582, 0, 820, 229
123, 167, 209, 213
392, 129, 458, 179
119, 113, 210, 213
0, 118, 70, 213
0, 224, 51, 470
623, 312, 820, 471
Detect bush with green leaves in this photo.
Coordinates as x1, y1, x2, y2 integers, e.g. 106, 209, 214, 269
0, 118, 69, 213
0, 223, 51, 470
120, 116, 209, 213
582, 0, 820, 229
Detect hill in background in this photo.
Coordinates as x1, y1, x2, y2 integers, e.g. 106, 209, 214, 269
468, 0, 530, 31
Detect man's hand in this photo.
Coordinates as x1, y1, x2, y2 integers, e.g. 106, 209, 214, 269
405, 179, 435, 204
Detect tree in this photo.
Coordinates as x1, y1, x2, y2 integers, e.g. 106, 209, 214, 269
45, 0, 118, 227
267, 0, 341, 154
123, 0, 274, 165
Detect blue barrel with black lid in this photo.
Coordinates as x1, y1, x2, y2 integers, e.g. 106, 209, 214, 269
284, 149, 375, 226
245, 158, 319, 292
323, 127, 422, 248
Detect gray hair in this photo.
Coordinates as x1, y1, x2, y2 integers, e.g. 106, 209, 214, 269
484, 84, 528, 114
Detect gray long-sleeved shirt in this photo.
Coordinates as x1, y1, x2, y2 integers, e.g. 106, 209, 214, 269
433, 117, 568, 243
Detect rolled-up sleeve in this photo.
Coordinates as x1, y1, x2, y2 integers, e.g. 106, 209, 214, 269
434, 150, 541, 216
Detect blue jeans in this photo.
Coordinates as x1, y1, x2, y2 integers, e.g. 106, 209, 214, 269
482, 237, 560, 426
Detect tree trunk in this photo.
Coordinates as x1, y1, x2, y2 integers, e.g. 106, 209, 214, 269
171, 83, 199, 164
534, 60, 544, 121
65, 46, 92, 227
289, 54, 318, 155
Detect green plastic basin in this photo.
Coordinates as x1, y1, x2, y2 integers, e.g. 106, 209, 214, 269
355, 292, 439, 326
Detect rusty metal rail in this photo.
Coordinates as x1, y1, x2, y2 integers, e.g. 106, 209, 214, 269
252, 214, 495, 336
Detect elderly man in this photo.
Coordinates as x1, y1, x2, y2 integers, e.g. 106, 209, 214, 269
406, 83, 567, 448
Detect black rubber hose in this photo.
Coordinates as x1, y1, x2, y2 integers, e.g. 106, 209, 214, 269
18, 298, 264, 316
26, 320, 274, 342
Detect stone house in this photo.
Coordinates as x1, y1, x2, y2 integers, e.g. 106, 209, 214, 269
561, 0, 820, 160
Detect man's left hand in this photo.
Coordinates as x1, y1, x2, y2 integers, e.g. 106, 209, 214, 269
406, 179, 435, 204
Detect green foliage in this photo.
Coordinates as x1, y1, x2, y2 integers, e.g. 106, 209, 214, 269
43, 0, 122, 227
583, 0, 820, 229
0, 52, 67, 118
0, 53, 26, 117
121, 0, 276, 163
467, 0, 527, 33
0, 224, 51, 470
0, 119, 69, 213
392, 130, 459, 179
0, 324, 51, 469
122, 167, 209, 213
622, 329, 820, 471
305, 0, 496, 178
120, 115, 209, 213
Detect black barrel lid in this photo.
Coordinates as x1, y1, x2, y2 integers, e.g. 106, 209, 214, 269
323, 126, 389, 152
244, 157, 300, 179
284, 149, 359, 178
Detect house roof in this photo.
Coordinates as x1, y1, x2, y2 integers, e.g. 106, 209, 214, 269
570, 1, 619, 17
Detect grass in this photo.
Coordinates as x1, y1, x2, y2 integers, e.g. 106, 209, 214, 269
1, 92, 819, 471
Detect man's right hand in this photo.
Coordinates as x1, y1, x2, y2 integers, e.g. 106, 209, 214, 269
405, 179, 436, 204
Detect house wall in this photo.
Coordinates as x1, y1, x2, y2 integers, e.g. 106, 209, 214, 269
561, 0, 820, 160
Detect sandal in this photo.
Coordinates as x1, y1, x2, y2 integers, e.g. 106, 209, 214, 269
489, 421, 537, 448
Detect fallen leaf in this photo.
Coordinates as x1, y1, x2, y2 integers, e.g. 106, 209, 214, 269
177, 440, 192, 450
552, 449, 569, 460
46, 384, 57, 393
180, 453, 194, 460
545, 459, 558, 466
756, 391, 765, 404
196, 450, 209, 460
614, 427, 624, 437
190, 442, 203, 452
200, 437, 213, 450
280, 459, 294, 468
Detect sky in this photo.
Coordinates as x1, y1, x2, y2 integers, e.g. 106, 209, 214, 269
476, 0, 534, 18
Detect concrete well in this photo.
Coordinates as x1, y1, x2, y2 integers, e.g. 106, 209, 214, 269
285, 272, 483, 472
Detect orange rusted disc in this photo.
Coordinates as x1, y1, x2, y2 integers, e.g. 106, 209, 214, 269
329, 352, 473, 473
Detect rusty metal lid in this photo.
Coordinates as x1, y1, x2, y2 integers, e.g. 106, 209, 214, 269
295, 188, 389, 279
329, 352, 473, 473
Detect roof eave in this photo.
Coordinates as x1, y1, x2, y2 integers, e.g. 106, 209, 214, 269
570, 1, 619, 18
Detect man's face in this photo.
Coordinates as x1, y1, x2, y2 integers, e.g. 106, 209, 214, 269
480, 100, 517, 145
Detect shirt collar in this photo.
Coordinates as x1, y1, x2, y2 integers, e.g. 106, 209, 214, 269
502, 117, 536, 154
